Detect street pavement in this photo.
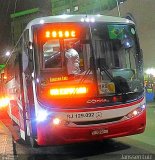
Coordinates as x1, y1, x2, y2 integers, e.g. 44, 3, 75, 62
0, 108, 14, 159
0, 121, 13, 154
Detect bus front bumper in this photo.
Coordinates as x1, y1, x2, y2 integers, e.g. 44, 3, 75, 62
36, 110, 146, 146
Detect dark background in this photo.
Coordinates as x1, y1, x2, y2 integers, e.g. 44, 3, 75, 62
0, 0, 49, 57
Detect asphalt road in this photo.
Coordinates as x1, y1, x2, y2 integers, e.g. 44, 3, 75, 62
13, 137, 154, 160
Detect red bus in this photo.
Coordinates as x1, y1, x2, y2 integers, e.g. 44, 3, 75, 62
4, 15, 146, 147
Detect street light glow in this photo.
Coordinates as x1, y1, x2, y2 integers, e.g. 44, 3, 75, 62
145, 68, 155, 77
6, 51, 10, 56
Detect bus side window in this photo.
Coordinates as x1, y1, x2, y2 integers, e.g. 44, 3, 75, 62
43, 39, 61, 68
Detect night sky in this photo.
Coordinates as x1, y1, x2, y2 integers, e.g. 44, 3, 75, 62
0, 0, 49, 61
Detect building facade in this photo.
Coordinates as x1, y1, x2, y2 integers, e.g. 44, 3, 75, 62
10, 0, 154, 70
10, 0, 52, 45
51, 0, 117, 15
10, 0, 127, 46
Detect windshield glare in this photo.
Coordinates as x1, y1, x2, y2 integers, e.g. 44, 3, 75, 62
38, 22, 143, 95
91, 23, 143, 94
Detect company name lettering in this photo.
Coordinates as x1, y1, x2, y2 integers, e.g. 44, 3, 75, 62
87, 99, 109, 104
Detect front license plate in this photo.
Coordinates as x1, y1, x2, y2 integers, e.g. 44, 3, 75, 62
92, 128, 108, 135
66, 111, 104, 121
67, 112, 95, 121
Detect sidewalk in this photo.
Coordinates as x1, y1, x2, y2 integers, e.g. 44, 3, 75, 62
0, 121, 14, 157
0, 108, 15, 159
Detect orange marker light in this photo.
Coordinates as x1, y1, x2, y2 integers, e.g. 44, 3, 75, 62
50, 87, 87, 96
45, 31, 50, 38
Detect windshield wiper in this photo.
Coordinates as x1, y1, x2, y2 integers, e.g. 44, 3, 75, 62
78, 68, 91, 84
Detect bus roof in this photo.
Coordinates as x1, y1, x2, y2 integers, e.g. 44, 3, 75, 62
26, 14, 134, 29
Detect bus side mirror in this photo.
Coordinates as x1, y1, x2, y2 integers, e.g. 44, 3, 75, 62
28, 47, 34, 73
22, 42, 34, 73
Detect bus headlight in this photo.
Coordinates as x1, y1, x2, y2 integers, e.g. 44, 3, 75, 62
36, 110, 49, 122
36, 109, 65, 125
122, 104, 145, 120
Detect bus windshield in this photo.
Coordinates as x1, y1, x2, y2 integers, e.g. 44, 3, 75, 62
36, 22, 143, 98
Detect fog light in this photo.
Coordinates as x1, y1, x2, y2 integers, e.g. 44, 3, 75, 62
53, 118, 61, 125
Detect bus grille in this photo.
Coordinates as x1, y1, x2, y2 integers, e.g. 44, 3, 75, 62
73, 116, 123, 125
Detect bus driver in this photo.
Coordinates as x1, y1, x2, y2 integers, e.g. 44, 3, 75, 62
65, 42, 81, 75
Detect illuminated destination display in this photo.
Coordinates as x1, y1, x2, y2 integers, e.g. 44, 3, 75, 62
45, 30, 76, 38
